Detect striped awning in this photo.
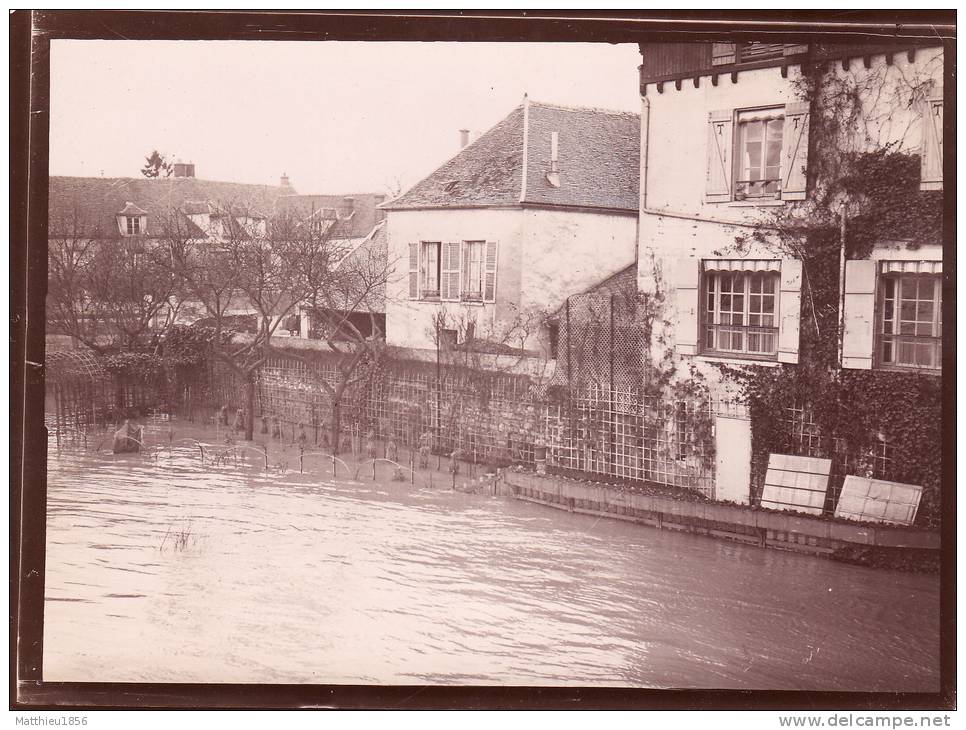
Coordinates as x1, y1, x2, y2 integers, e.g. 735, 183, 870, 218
736, 111, 784, 123
880, 260, 942, 275
703, 259, 781, 273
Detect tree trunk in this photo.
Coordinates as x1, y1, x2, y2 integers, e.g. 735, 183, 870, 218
245, 373, 256, 442
330, 398, 342, 455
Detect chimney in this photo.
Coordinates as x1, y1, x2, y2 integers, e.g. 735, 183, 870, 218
459, 129, 470, 149
280, 173, 292, 189
339, 196, 355, 219
173, 162, 195, 178
546, 131, 560, 187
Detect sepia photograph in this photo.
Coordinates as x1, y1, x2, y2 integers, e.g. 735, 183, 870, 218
11, 9, 954, 711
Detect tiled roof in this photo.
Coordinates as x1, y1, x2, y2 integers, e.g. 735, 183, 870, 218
276, 193, 387, 239
382, 106, 525, 210
550, 263, 638, 317
328, 222, 387, 314
48, 176, 292, 238
382, 100, 639, 212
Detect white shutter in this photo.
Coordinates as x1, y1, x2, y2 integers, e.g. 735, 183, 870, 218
920, 88, 943, 191
841, 260, 877, 370
440, 241, 461, 302
408, 242, 419, 299
675, 258, 700, 355
777, 259, 802, 364
780, 102, 810, 201
483, 241, 498, 303
705, 110, 734, 203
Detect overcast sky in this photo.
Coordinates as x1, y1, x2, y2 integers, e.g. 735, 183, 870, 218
49, 40, 642, 196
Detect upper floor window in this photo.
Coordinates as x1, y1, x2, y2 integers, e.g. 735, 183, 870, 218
126, 216, 141, 235
735, 110, 784, 200
421, 241, 441, 297
706, 102, 810, 204
920, 88, 943, 191
462, 241, 485, 301
408, 240, 498, 303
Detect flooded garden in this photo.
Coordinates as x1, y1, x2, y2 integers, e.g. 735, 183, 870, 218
43, 418, 940, 690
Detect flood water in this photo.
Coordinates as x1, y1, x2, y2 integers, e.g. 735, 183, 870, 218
43, 421, 940, 690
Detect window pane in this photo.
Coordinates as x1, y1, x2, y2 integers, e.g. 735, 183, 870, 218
882, 338, 893, 363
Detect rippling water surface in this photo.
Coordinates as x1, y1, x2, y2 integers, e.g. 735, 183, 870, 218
43, 422, 940, 689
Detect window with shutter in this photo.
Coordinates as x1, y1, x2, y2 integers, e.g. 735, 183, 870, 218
462, 241, 485, 301
700, 262, 781, 360
780, 102, 810, 200
736, 108, 785, 200
777, 260, 802, 364
920, 89, 943, 191
705, 110, 734, 203
674, 257, 700, 355
483, 241, 498, 303
420, 242, 441, 298
876, 262, 942, 371
440, 241, 461, 301
408, 242, 419, 299
841, 260, 876, 370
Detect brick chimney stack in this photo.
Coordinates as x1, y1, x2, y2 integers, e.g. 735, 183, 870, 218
173, 162, 196, 178
459, 129, 470, 149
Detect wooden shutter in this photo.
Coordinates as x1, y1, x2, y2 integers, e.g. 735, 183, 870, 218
841, 260, 876, 370
920, 88, 943, 191
483, 241, 498, 303
441, 241, 461, 301
675, 257, 700, 355
777, 259, 802, 364
408, 242, 419, 299
705, 110, 734, 203
780, 102, 810, 200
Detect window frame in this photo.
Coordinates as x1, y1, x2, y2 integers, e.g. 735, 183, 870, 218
461, 240, 486, 301
733, 107, 785, 201
125, 215, 142, 236
874, 269, 942, 372
420, 241, 442, 299
700, 267, 781, 361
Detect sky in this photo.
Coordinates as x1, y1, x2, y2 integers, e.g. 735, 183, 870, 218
49, 40, 642, 196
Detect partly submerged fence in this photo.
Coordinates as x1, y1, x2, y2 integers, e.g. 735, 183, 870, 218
252, 350, 717, 498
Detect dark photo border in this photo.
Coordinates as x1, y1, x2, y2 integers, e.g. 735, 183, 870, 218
10, 9, 957, 711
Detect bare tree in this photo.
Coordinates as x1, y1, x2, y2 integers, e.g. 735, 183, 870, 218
425, 305, 550, 458
47, 208, 179, 353
299, 225, 394, 452
163, 202, 352, 441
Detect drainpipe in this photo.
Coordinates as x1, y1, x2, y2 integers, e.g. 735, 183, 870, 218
640, 96, 650, 212
637, 95, 651, 287
836, 204, 848, 369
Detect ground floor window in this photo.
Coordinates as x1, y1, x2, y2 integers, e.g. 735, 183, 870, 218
878, 272, 941, 370
702, 268, 779, 358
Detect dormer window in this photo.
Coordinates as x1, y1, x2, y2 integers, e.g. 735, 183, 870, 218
117, 201, 148, 236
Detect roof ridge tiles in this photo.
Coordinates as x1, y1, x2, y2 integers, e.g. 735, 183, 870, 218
526, 98, 640, 118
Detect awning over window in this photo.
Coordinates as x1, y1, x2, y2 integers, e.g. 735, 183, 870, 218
736, 111, 784, 123
880, 260, 942, 275
703, 259, 781, 273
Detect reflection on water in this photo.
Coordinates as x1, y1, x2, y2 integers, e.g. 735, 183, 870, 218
43, 422, 940, 689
